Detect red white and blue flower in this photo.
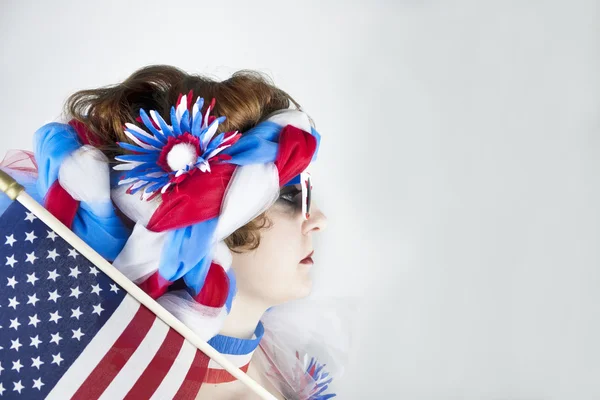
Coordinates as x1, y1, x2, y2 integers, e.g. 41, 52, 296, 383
114, 92, 241, 199
303, 354, 336, 400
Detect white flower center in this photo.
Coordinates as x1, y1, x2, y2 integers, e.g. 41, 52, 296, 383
167, 142, 198, 171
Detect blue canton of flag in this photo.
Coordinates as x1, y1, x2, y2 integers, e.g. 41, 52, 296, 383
0, 201, 209, 399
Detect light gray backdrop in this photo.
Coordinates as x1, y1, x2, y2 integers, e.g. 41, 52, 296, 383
1, 1, 599, 398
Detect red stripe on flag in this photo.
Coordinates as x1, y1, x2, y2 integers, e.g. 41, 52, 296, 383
71, 306, 156, 400
204, 363, 250, 384
123, 329, 185, 399
172, 349, 210, 400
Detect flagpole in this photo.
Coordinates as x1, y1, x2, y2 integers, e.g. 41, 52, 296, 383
0, 169, 277, 400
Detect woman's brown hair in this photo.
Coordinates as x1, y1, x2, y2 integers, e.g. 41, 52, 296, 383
65, 64, 300, 252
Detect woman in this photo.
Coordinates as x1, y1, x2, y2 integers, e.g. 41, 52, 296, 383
2, 65, 339, 399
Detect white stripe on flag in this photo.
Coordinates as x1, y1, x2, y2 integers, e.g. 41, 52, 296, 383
207, 352, 253, 369
99, 316, 170, 399
45, 295, 141, 400
150, 340, 198, 400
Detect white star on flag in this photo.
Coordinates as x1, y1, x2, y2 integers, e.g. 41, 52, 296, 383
30, 335, 43, 348
110, 283, 120, 293
31, 356, 45, 370
5, 234, 16, 246
48, 269, 60, 281
10, 338, 22, 352
46, 230, 58, 240
26, 272, 39, 285
51, 353, 64, 366
49, 332, 62, 345
5, 254, 17, 267
49, 310, 62, 324
9, 317, 21, 330
47, 248, 60, 261
70, 286, 82, 299
89, 266, 99, 276
28, 314, 41, 328
8, 296, 19, 309
12, 359, 23, 372
13, 380, 25, 394
71, 307, 83, 320
48, 289, 61, 302
27, 293, 40, 306
25, 251, 38, 264
24, 211, 37, 222
91, 283, 103, 295
69, 266, 81, 278
92, 303, 104, 316
25, 230, 37, 243
72, 328, 85, 341
7, 276, 18, 288
68, 248, 79, 258
32, 377, 45, 390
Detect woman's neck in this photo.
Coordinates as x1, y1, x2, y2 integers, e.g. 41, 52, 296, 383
219, 292, 269, 339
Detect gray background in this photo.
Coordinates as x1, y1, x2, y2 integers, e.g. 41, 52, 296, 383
1, 1, 599, 398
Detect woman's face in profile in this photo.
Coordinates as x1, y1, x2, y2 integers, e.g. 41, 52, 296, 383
230, 180, 328, 306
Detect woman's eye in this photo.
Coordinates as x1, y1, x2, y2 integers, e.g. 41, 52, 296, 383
280, 193, 295, 202
278, 189, 301, 205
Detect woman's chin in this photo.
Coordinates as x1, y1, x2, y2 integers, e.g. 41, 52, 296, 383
295, 276, 313, 299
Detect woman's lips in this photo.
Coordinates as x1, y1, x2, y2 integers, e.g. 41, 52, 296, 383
300, 251, 314, 264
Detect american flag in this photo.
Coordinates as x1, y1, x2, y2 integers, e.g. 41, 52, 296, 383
0, 201, 210, 399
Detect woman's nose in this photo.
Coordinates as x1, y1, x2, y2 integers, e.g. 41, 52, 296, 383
303, 202, 328, 234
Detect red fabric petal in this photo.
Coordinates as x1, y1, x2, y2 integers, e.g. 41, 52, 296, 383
138, 271, 172, 299
274, 125, 317, 186
68, 119, 104, 148
146, 163, 237, 232
0, 149, 38, 174
194, 262, 229, 307
44, 181, 79, 228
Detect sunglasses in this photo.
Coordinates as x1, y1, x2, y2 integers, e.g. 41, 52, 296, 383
301, 171, 312, 220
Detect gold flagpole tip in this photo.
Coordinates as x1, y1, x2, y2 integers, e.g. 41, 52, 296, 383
0, 169, 24, 201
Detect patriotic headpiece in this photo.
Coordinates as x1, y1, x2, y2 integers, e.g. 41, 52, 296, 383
33, 92, 321, 341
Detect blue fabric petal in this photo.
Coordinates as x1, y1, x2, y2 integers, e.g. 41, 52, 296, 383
33, 122, 81, 196
203, 131, 225, 155
182, 255, 213, 295
221, 136, 279, 166
191, 109, 204, 139
180, 109, 191, 134
170, 106, 181, 136
117, 142, 159, 154
208, 322, 264, 355
311, 127, 321, 162
124, 125, 165, 148
139, 109, 168, 144
115, 154, 160, 163
72, 201, 130, 261
118, 166, 167, 180
158, 218, 219, 283
237, 120, 282, 142
144, 180, 167, 193
153, 111, 174, 139
285, 175, 301, 186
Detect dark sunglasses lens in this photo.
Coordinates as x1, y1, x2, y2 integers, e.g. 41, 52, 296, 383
305, 176, 312, 217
